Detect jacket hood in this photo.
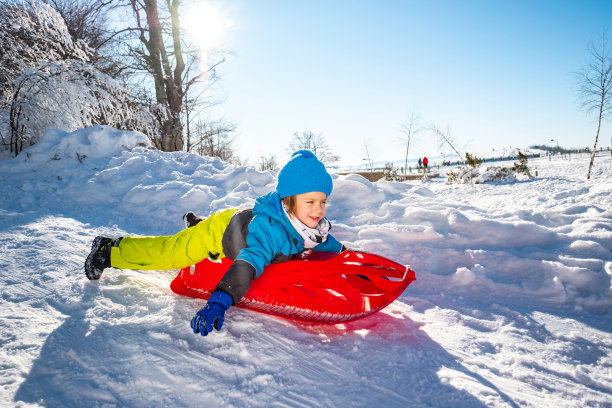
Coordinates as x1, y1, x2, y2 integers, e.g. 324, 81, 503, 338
253, 192, 301, 240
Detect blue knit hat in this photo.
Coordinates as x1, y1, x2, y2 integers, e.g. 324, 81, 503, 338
276, 150, 333, 198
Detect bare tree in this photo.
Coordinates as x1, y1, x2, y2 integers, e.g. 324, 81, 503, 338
258, 154, 279, 171
362, 139, 374, 173
577, 29, 612, 180
134, 0, 185, 151
40, 0, 227, 153
288, 129, 339, 164
183, 60, 232, 157
398, 112, 421, 175
98, 0, 226, 152
432, 125, 465, 165
189, 119, 236, 162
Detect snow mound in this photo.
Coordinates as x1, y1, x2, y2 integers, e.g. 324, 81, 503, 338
18, 125, 151, 162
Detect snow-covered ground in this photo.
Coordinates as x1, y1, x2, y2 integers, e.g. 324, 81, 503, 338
1, 126, 610, 407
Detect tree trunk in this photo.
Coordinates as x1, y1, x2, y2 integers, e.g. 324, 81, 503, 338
404, 139, 410, 175
582, 31, 611, 180
161, 113, 183, 151
140, 0, 167, 106
586, 96, 603, 180
163, 0, 184, 151
137, 0, 184, 152
168, 0, 185, 98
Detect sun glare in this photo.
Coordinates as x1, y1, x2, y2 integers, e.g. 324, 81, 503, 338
182, 1, 233, 55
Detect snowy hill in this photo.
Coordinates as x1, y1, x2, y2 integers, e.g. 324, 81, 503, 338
1, 126, 611, 407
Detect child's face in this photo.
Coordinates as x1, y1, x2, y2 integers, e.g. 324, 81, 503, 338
294, 192, 327, 228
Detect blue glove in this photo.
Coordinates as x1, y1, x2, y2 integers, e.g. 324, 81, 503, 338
191, 291, 233, 336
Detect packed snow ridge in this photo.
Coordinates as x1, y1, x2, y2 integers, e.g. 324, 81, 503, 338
1, 126, 611, 407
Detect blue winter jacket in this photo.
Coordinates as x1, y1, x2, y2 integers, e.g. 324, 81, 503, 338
238, 192, 342, 275
215, 191, 343, 303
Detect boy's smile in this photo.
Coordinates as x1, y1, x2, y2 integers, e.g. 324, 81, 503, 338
294, 192, 327, 228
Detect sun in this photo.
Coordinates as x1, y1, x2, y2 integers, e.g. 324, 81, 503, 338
182, 0, 233, 54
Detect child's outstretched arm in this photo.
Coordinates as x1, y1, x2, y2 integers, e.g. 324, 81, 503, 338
189, 216, 283, 336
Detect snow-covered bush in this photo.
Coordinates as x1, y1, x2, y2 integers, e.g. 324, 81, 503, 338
447, 151, 532, 184
447, 151, 481, 183
0, 0, 162, 155
474, 166, 521, 183
447, 167, 480, 183
10, 60, 160, 154
0, 0, 92, 105
383, 162, 400, 181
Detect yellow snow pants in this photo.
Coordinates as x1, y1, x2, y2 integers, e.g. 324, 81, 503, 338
110, 208, 238, 270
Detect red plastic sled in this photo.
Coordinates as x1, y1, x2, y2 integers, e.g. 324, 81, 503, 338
170, 250, 416, 324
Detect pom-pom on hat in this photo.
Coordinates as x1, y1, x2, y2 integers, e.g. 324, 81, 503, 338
276, 150, 333, 199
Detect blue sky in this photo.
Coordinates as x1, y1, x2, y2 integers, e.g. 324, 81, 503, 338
194, 0, 612, 167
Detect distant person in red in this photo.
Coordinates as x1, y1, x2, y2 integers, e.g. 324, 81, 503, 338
423, 157, 428, 170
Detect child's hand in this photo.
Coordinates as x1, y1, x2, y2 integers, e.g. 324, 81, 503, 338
191, 291, 233, 336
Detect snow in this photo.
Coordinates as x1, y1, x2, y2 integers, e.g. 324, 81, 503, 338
1, 126, 611, 407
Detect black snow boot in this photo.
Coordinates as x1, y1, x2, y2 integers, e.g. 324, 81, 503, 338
183, 211, 205, 228
84, 236, 116, 280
